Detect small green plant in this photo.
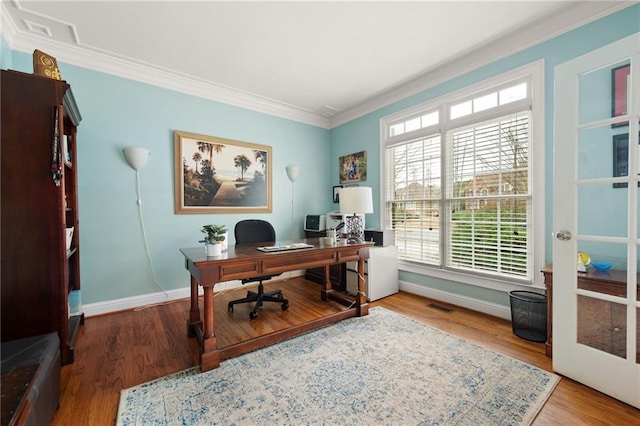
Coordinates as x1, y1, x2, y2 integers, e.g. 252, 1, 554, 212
199, 224, 227, 244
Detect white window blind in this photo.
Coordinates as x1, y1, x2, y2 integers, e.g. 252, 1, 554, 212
446, 112, 530, 278
387, 134, 441, 264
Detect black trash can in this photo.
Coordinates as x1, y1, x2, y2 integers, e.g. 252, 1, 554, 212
509, 290, 547, 342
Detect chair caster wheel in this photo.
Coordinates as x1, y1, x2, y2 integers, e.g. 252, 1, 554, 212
281, 302, 289, 311
228, 304, 233, 313
249, 311, 258, 320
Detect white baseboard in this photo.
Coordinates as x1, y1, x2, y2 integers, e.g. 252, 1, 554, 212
83, 273, 509, 320
399, 280, 512, 321
82, 287, 191, 317
82, 271, 304, 317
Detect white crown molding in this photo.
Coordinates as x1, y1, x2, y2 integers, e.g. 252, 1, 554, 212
0, 3, 18, 45
1, 1, 632, 130
329, 1, 634, 128
5, 30, 332, 129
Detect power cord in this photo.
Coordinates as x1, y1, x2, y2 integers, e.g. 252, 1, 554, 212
133, 169, 169, 302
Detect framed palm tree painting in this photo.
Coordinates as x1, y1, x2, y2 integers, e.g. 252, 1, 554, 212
174, 130, 272, 213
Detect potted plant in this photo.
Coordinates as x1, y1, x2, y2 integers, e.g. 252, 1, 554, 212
199, 224, 227, 256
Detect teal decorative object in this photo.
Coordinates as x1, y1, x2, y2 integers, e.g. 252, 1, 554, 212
592, 261, 612, 271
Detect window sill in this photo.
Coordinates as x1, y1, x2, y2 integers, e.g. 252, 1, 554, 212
398, 260, 546, 293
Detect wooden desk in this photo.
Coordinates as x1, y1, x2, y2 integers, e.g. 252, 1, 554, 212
181, 238, 373, 372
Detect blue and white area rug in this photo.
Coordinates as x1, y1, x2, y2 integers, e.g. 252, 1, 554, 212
117, 307, 559, 425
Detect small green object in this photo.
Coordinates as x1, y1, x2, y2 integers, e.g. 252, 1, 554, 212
199, 224, 227, 244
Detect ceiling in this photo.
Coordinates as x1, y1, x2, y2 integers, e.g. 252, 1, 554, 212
1, 1, 631, 128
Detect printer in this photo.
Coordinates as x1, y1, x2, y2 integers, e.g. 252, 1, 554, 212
364, 229, 395, 246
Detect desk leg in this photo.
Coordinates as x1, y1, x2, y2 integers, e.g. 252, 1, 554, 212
187, 276, 202, 337
321, 265, 332, 301
200, 285, 220, 371
356, 259, 369, 316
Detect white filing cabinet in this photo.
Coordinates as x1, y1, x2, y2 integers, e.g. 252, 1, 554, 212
346, 245, 398, 301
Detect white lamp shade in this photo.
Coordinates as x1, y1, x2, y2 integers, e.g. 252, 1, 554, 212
339, 186, 373, 214
286, 165, 300, 182
123, 147, 150, 171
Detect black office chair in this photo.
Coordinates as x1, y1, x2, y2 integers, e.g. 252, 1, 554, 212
227, 219, 289, 320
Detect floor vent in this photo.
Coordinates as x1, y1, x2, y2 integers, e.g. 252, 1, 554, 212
428, 303, 453, 313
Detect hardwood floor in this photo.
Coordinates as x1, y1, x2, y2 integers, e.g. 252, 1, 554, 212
51, 277, 639, 425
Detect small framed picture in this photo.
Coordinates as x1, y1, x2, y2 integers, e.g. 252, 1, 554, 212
339, 151, 367, 184
612, 132, 640, 188
333, 185, 343, 203
611, 64, 630, 128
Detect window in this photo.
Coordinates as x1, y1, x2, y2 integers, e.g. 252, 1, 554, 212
382, 64, 542, 285
389, 111, 439, 137
447, 112, 530, 278
387, 134, 442, 265
450, 82, 528, 120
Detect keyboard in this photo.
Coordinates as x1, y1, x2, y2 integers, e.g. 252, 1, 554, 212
257, 243, 314, 252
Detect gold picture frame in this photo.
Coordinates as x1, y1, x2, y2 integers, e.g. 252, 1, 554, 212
174, 130, 272, 214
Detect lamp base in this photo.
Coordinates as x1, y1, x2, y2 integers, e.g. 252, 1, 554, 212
345, 215, 365, 244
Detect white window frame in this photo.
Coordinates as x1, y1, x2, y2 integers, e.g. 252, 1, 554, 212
379, 61, 545, 291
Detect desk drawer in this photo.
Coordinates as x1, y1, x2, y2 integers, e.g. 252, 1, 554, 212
263, 250, 336, 274
337, 247, 364, 263
219, 261, 260, 281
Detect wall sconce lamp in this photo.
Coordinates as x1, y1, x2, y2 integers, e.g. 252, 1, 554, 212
286, 165, 300, 182
123, 147, 150, 171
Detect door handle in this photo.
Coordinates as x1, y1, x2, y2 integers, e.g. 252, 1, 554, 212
555, 230, 572, 241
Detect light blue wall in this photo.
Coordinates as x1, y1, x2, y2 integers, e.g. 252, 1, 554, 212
8, 52, 331, 304
329, 5, 640, 306
3, 5, 638, 308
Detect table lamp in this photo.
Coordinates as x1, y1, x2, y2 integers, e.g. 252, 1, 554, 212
339, 186, 373, 244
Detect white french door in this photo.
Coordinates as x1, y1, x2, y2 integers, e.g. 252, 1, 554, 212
554, 33, 639, 408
